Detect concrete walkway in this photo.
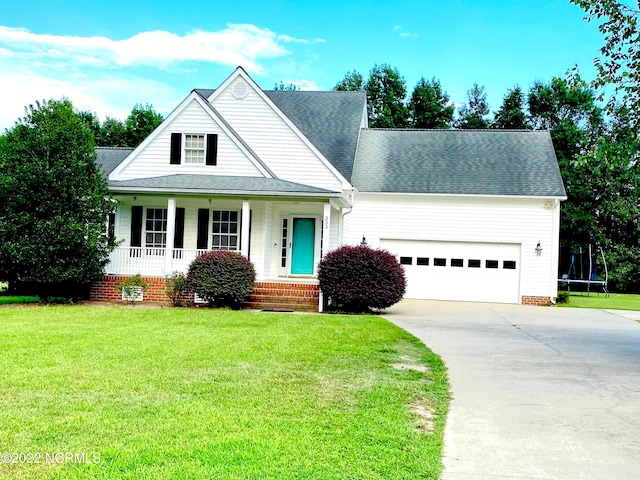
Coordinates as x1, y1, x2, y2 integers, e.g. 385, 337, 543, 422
383, 300, 640, 480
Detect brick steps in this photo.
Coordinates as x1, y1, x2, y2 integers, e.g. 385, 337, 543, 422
247, 282, 319, 312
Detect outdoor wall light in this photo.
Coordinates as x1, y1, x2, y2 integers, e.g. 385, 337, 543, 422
133, 196, 137, 202
535, 241, 543, 256
361, 236, 367, 246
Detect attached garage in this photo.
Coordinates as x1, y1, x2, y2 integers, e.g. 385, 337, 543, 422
381, 239, 521, 304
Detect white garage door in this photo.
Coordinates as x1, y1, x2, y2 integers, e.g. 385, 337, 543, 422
380, 239, 521, 304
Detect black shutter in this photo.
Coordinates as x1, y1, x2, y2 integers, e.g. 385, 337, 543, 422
205, 134, 218, 166
170, 133, 182, 164
107, 212, 116, 241
196, 208, 210, 249
174, 208, 185, 249
130, 206, 143, 247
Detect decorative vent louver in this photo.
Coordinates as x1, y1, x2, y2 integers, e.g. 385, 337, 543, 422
231, 80, 249, 99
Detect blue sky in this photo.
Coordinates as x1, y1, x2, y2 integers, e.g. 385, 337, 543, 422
0, 0, 604, 130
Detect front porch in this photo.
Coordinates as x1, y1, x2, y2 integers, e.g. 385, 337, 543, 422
96, 191, 349, 310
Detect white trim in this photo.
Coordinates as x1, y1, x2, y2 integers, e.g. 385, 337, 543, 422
109, 92, 273, 180
356, 191, 567, 201
207, 67, 353, 190
241, 201, 250, 257
108, 186, 351, 205
322, 203, 331, 258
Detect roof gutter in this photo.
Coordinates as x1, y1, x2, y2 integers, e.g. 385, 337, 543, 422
356, 191, 568, 201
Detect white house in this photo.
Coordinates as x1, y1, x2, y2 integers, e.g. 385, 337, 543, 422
92, 67, 567, 309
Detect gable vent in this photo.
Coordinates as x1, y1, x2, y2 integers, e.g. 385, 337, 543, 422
231, 80, 249, 99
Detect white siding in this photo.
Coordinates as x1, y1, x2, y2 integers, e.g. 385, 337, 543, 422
114, 99, 264, 180
211, 83, 345, 191
347, 194, 561, 301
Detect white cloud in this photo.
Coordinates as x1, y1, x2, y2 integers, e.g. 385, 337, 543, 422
0, 23, 322, 131
0, 23, 311, 73
0, 71, 178, 131
283, 79, 321, 91
392, 25, 417, 38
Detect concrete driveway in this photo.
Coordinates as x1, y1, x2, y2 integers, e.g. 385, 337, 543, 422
383, 300, 640, 480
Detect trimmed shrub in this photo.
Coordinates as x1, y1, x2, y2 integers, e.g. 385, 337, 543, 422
187, 251, 256, 308
318, 245, 406, 312
165, 271, 190, 307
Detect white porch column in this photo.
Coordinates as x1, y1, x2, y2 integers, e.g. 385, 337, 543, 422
164, 197, 176, 273
241, 200, 250, 257
322, 202, 331, 257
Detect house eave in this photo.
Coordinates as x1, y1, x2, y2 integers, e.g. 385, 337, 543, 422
355, 191, 567, 201
108, 185, 352, 206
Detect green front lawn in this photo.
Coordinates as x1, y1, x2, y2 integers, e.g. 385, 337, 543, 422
0, 306, 448, 479
0, 295, 40, 305
558, 292, 640, 311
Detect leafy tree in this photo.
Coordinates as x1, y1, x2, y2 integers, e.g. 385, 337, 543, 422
456, 84, 491, 129
364, 64, 409, 128
125, 103, 163, 148
407, 77, 454, 129
528, 75, 603, 249
79, 110, 101, 140
528, 75, 601, 131
492, 86, 530, 129
97, 117, 128, 147
571, 1, 640, 129
273, 82, 298, 91
0, 99, 117, 299
570, 106, 640, 291
333, 70, 364, 91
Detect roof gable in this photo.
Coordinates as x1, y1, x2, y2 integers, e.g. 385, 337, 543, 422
265, 90, 366, 181
109, 92, 274, 181
205, 67, 352, 191
352, 130, 567, 198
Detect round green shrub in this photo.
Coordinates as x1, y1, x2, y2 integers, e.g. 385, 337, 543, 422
187, 251, 256, 308
318, 245, 406, 312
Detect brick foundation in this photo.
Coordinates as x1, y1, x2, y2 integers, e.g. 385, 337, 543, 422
521, 296, 552, 306
90, 276, 169, 303
90, 276, 320, 311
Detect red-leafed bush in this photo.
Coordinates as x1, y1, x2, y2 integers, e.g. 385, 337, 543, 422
318, 245, 406, 312
187, 251, 255, 308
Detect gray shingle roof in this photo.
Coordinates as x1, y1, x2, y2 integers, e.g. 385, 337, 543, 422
96, 147, 133, 176
352, 130, 567, 197
265, 91, 365, 181
109, 174, 339, 195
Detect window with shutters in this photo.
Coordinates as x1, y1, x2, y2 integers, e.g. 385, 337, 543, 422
145, 208, 167, 249
170, 133, 218, 165
184, 134, 205, 163
212, 210, 239, 251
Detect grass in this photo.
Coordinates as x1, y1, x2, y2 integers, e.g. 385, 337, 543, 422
0, 296, 40, 305
0, 305, 448, 479
558, 292, 640, 311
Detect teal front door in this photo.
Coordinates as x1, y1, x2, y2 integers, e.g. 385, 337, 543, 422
291, 218, 315, 275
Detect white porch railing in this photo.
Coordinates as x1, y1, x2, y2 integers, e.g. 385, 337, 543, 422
105, 247, 210, 276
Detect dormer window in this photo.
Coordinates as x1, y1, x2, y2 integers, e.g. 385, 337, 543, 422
170, 133, 218, 165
